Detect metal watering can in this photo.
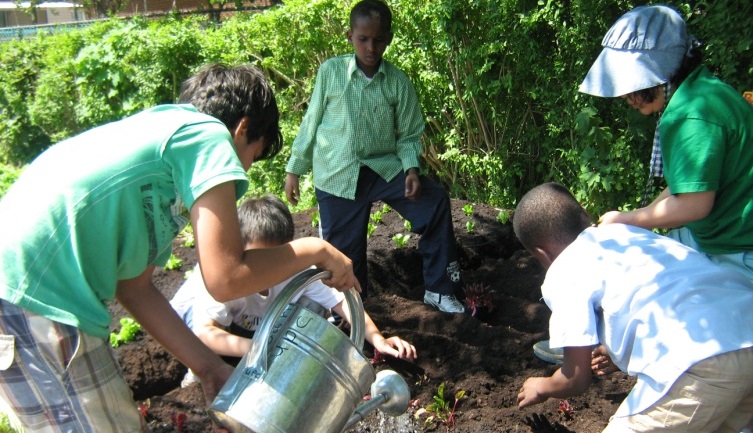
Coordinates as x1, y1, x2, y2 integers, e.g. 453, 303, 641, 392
209, 268, 411, 433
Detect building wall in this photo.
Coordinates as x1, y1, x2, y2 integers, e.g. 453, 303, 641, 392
120, 0, 272, 15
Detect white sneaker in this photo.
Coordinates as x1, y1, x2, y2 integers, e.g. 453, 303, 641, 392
423, 291, 466, 314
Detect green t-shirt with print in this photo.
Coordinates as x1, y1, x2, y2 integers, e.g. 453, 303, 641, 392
0, 105, 248, 338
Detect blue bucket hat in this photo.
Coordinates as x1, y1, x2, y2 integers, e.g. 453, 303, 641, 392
579, 5, 696, 97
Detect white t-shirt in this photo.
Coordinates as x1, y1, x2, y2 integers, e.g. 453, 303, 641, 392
170, 265, 344, 333
543, 224, 753, 417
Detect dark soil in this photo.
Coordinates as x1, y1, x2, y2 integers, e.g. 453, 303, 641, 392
110, 198, 636, 433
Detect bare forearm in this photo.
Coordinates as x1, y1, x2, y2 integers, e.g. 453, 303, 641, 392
196, 325, 252, 358
116, 279, 226, 377
601, 189, 714, 229
205, 237, 353, 302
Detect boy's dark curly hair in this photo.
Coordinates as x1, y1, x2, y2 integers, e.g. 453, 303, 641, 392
178, 63, 282, 161
350, 0, 392, 32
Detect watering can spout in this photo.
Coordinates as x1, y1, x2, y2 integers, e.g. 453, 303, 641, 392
342, 369, 412, 432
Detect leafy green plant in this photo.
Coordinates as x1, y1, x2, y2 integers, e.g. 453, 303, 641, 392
0, 164, 23, 199
370, 210, 383, 225
0, 412, 17, 433
181, 225, 195, 248
558, 399, 574, 420
367, 222, 376, 238
392, 233, 410, 249
465, 220, 475, 234
310, 209, 320, 228
164, 254, 182, 271
404, 219, 412, 232
0, 1, 746, 214
496, 210, 510, 225
183, 267, 195, 280
109, 317, 142, 348
462, 203, 474, 216
381, 203, 391, 214
422, 382, 465, 429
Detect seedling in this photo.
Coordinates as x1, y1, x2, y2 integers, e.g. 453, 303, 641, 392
370, 350, 385, 366
110, 317, 142, 348
164, 254, 182, 271
558, 399, 574, 420
404, 219, 412, 231
367, 222, 376, 238
137, 401, 150, 418
415, 374, 430, 386
370, 210, 383, 225
462, 203, 474, 216
311, 210, 320, 228
496, 210, 510, 224
183, 267, 194, 280
381, 203, 391, 214
392, 233, 411, 249
171, 412, 187, 433
182, 226, 195, 248
465, 221, 475, 233
419, 382, 465, 429
463, 283, 494, 317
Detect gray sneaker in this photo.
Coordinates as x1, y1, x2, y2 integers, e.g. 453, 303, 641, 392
424, 291, 466, 314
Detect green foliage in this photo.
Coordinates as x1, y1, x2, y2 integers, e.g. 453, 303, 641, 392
404, 219, 412, 232
0, 38, 51, 163
391, 233, 410, 249
370, 210, 383, 225
164, 254, 183, 271
181, 225, 195, 248
465, 220, 475, 234
462, 203, 474, 216
0, 413, 17, 433
0, 1, 749, 212
109, 317, 142, 348
310, 209, 320, 228
366, 222, 376, 238
496, 209, 510, 225
0, 164, 22, 198
423, 382, 465, 429
184, 267, 195, 280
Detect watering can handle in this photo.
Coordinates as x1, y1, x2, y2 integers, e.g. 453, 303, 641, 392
243, 268, 366, 373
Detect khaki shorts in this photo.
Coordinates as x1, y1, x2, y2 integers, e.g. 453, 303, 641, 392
604, 347, 753, 433
0, 300, 147, 433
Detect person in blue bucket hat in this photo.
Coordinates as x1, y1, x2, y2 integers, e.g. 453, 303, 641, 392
533, 5, 753, 379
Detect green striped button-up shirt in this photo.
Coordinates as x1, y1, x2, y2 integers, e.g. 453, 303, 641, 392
286, 54, 425, 200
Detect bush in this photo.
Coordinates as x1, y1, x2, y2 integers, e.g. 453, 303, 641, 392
0, 1, 750, 213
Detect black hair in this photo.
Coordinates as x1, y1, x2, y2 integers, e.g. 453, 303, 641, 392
628, 41, 704, 104
512, 182, 592, 252
350, 0, 392, 32
236, 195, 295, 246
178, 63, 283, 161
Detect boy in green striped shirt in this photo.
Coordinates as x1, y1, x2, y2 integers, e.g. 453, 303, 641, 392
285, 0, 465, 314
